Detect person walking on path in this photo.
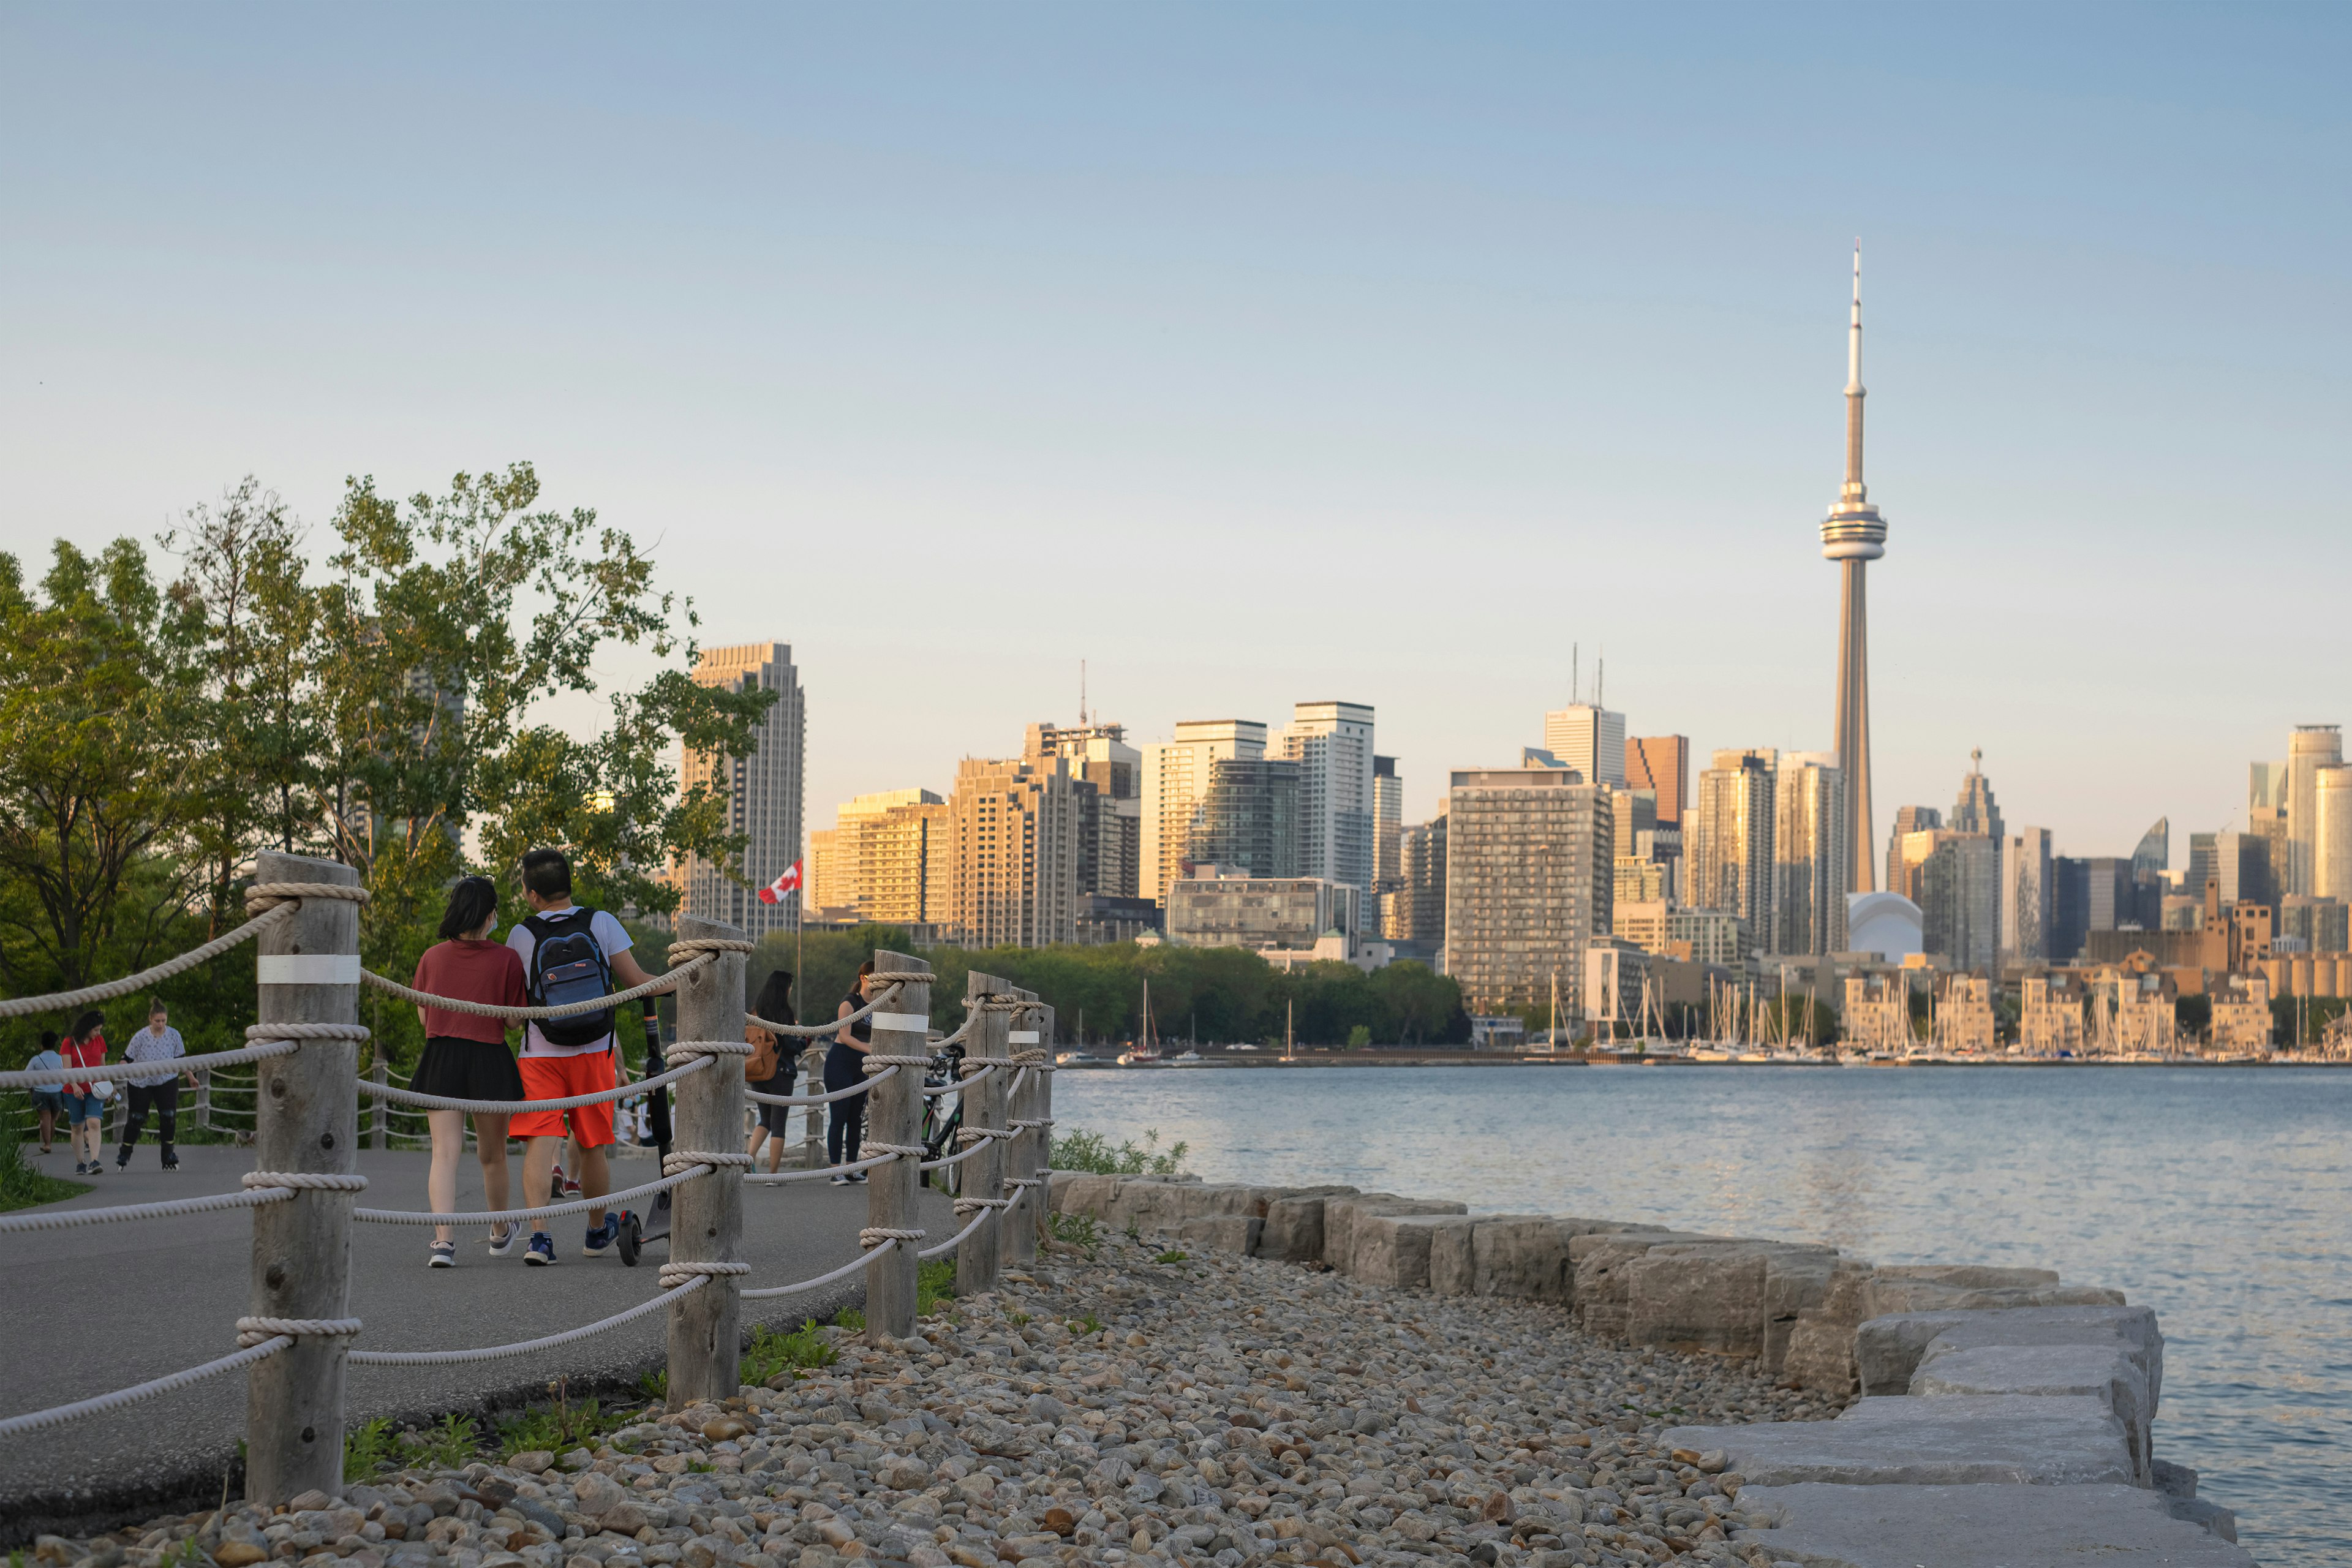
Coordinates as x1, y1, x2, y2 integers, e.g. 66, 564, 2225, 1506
24, 1031, 65, 1156
116, 1001, 195, 1171
506, 846, 658, 1266
744, 970, 799, 1175
410, 876, 529, 1268
826, 959, 878, 1183
58, 1011, 108, 1175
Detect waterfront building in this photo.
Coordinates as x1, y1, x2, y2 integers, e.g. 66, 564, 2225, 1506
1583, 938, 1650, 1031
807, 789, 948, 924
1612, 900, 1751, 968
1918, 832, 1999, 971
2089, 957, 2177, 1054
1627, 736, 1689, 825
943, 753, 1082, 948
2286, 724, 2343, 893
2002, 828, 2055, 964
1615, 856, 1666, 907
2279, 893, 2349, 954
1772, 752, 1849, 956
1543, 703, 1626, 789
1948, 749, 2004, 844
676, 642, 805, 937
2315, 764, 2352, 904
1025, 722, 1141, 900
1820, 246, 1888, 899
2018, 973, 2086, 1055
804, 826, 846, 914
1691, 748, 1777, 948
1936, 973, 1997, 1054
1276, 701, 1378, 900
1076, 894, 1162, 946
1141, 720, 1302, 900
2209, 972, 2274, 1054
1372, 755, 1403, 889
1382, 815, 1448, 952
1165, 868, 1358, 954
1841, 973, 1910, 1052
1884, 805, 1942, 894
1444, 764, 1613, 1017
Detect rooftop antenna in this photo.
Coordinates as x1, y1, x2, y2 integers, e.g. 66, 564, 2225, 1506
1080, 659, 1087, 726
1597, 649, 1605, 711
1572, 643, 1580, 706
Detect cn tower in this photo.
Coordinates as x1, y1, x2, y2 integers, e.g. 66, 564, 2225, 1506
1822, 244, 1885, 894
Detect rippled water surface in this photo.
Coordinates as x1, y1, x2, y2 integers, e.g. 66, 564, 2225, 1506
1055, 1063, 2349, 1567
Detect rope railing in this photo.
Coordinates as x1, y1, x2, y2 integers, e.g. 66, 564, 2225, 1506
359, 1055, 710, 1114
741, 1238, 896, 1298
0, 1186, 292, 1234
360, 957, 712, 1021
347, 1276, 707, 1366
0, 902, 299, 1021
351, 1165, 711, 1227
0, 1338, 292, 1439
745, 1068, 893, 1107
0, 1038, 300, 1090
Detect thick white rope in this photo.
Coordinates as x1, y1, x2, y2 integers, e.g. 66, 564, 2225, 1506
747, 1069, 891, 1107
236, 1316, 363, 1350
364, 1055, 709, 1113
663, 1150, 753, 1176
744, 982, 909, 1039
859, 1141, 924, 1161
0, 1037, 300, 1090
742, 1150, 895, 1183
348, 1276, 707, 1365
957, 1125, 1016, 1144
859, 1226, 926, 1247
1011, 1117, 1056, 1132
657, 1260, 751, 1288
243, 1171, 371, 1193
361, 956, 711, 1020
742, 1239, 895, 1298
0, 903, 307, 1021
0, 1186, 292, 1234
919, 1140, 988, 1172
862, 1054, 932, 1073
0, 1338, 290, 1438
920, 1205, 998, 1259
668, 1039, 755, 1062
354, 1167, 706, 1226
952, 1193, 1014, 1214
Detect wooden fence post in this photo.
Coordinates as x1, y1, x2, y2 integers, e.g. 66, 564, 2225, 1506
1033, 1003, 1056, 1251
957, 971, 1008, 1296
799, 1044, 824, 1170
668, 914, 748, 1408
244, 850, 363, 1506
1005, 986, 1042, 1269
864, 948, 932, 1341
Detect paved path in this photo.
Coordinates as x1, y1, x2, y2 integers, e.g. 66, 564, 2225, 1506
0, 1144, 956, 1535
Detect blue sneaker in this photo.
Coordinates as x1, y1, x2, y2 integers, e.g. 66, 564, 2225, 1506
582, 1216, 619, 1257
525, 1231, 556, 1266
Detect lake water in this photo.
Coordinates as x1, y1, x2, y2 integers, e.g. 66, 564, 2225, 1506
1055, 1063, 2349, 1567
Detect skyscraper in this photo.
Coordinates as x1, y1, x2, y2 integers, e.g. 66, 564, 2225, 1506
1141, 720, 1267, 902
676, 642, 805, 936
1025, 722, 1141, 899
943, 753, 1081, 948
1885, 805, 1942, 896
1950, 750, 2003, 843
2002, 828, 2055, 964
1691, 748, 1776, 948
808, 788, 946, 924
1277, 702, 1377, 898
1371, 755, 1403, 888
2316, 765, 2352, 904
1773, 752, 1848, 956
1626, 736, 1689, 824
1444, 766, 1613, 1017
1542, 704, 1626, 789
1821, 246, 1886, 896
2288, 725, 2344, 893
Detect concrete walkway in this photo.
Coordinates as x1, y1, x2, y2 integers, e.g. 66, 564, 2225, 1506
0, 1144, 957, 1534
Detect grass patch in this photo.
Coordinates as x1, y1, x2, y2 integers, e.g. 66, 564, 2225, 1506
1049, 1212, 1101, 1251
1067, 1311, 1104, 1337
833, 1306, 865, 1333
918, 1257, 957, 1316
1155, 1250, 1188, 1265
495, 1379, 627, 1459
344, 1417, 396, 1481
1007, 1310, 1031, 1327
404, 1414, 480, 1469
0, 1117, 89, 1213
638, 1368, 668, 1403
1050, 1127, 1189, 1177
744, 1320, 839, 1384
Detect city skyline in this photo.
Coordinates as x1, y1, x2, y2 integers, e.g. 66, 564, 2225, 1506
1, 8, 2345, 862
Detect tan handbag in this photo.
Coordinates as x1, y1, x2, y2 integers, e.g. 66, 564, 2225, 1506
744, 1025, 780, 1084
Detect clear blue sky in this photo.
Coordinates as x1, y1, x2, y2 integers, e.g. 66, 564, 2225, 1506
3, 4, 2346, 862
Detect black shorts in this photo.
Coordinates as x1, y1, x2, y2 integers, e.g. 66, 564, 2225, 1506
750, 1072, 798, 1134
411, 1037, 526, 1104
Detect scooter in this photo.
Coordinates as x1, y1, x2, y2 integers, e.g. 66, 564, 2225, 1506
614, 1005, 671, 1267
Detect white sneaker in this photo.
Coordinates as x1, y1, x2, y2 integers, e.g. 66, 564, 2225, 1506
485, 1227, 516, 1257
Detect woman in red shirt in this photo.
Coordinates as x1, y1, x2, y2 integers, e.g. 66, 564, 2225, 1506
410, 876, 529, 1267
59, 1010, 109, 1175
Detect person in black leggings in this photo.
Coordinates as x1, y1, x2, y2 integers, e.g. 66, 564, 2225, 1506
825, 959, 876, 1182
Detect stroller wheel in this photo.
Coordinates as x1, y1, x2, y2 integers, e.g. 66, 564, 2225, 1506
617, 1210, 643, 1267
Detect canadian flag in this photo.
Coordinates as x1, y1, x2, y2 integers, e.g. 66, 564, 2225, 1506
758, 860, 804, 905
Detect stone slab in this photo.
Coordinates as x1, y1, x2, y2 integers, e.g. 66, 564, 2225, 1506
1912, 1343, 2153, 1483
1731, 1482, 2255, 1566
1175, 1213, 1263, 1256
1857, 1303, 2160, 1400
1322, 1194, 1466, 1276
1350, 1212, 1477, 1290
1254, 1195, 1328, 1265
1658, 1395, 2135, 1487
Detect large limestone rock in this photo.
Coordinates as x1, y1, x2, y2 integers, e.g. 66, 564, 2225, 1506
1781, 1256, 1875, 1396
1732, 1482, 2255, 1566
1351, 1212, 1477, 1290
1254, 1196, 1329, 1265
1570, 1229, 1724, 1338
1623, 1242, 1838, 1360
1176, 1213, 1263, 1256
1052, 1173, 1120, 1220
1856, 1304, 2159, 1401
1863, 1274, 2124, 1319
1912, 1342, 2155, 1485
1659, 1394, 2136, 1488
1322, 1194, 1467, 1277
1426, 1216, 1563, 1299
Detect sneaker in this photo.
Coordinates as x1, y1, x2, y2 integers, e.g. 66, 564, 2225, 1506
485, 1227, 516, 1257
582, 1216, 619, 1257
73, 1161, 87, 1175
525, 1232, 556, 1265
428, 1242, 456, 1268
562, 1174, 584, 1197
849, 1171, 869, 1184
829, 1174, 852, 1186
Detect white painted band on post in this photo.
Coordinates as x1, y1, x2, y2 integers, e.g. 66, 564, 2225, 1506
1008, 1031, 1039, 1044
256, 955, 362, 986
873, 1012, 930, 1033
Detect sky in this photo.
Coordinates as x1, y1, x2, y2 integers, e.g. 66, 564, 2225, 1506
2, 4, 2348, 867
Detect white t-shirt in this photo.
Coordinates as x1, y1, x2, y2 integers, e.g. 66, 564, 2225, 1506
507, 906, 634, 1058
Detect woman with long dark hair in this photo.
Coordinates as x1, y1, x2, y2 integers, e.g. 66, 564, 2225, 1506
58, 1011, 108, 1175
410, 876, 528, 1268
826, 959, 877, 1183
743, 970, 799, 1174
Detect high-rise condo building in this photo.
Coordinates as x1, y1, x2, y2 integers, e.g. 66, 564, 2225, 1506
1142, 720, 1265, 903
2316, 765, 2352, 904
1626, 736, 1689, 824
1024, 722, 1141, 899
676, 643, 805, 936
1383, 812, 1448, 952
1918, 834, 1999, 971
1821, 246, 1888, 897
1691, 748, 1777, 949
1371, 755, 1403, 889
808, 788, 947, 924
1277, 702, 1377, 899
1444, 766, 1613, 1017
1543, 704, 1626, 789
1773, 752, 1849, 956
943, 753, 1080, 948
1885, 805, 1942, 895
2290, 725, 2346, 894
2002, 828, 2055, 963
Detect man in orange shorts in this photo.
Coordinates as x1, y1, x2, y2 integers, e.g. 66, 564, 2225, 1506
507, 847, 660, 1265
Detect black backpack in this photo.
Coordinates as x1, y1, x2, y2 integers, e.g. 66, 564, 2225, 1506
523, 907, 616, 1049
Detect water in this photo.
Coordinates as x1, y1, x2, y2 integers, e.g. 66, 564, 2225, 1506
1055, 1063, 2350, 1567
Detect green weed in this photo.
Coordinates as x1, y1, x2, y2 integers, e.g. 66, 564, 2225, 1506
744, 1320, 839, 1384
1123, 1218, 1141, 1242
833, 1306, 865, 1332
638, 1368, 668, 1403
344, 1417, 396, 1480
1048, 1213, 1101, 1251
1049, 1127, 1189, 1177
0, 1111, 89, 1213
1067, 1311, 1104, 1337
401, 1414, 480, 1469
1155, 1250, 1188, 1265
917, 1257, 957, 1316
495, 1380, 624, 1459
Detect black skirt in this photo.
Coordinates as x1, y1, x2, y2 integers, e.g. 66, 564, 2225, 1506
412, 1036, 526, 1104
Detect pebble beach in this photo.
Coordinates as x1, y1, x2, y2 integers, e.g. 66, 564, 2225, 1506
28, 1231, 1828, 1568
